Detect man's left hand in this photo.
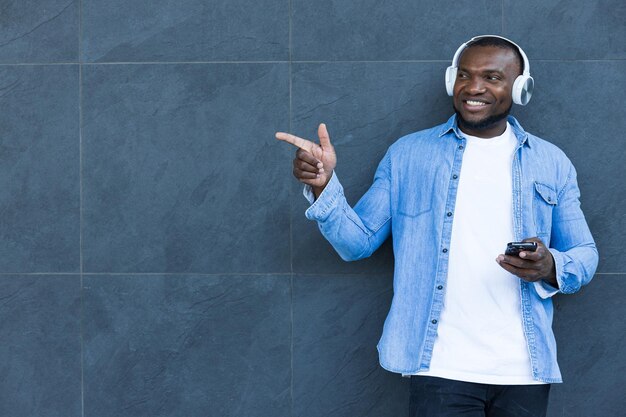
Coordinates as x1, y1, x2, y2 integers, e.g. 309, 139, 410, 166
496, 237, 558, 287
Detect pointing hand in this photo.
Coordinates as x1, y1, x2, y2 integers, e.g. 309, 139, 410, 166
275, 123, 337, 195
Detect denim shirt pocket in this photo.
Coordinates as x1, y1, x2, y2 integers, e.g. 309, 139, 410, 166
397, 187, 433, 218
533, 182, 557, 239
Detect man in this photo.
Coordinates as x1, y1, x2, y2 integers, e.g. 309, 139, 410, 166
276, 36, 598, 417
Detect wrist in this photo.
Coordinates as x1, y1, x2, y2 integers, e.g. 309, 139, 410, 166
312, 171, 333, 198
542, 263, 558, 288
542, 276, 558, 287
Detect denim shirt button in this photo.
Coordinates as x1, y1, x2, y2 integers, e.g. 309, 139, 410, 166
458, 145, 464, 150
442, 248, 448, 253
452, 174, 458, 179
437, 285, 443, 290
447, 212, 452, 217
431, 319, 438, 324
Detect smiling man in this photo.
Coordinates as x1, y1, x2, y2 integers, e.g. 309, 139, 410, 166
453, 41, 521, 137
276, 35, 598, 417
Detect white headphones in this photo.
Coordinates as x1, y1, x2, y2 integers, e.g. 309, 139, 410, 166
445, 35, 534, 106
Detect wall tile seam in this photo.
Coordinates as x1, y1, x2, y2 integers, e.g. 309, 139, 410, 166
78, 0, 85, 415
0, 60, 477, 66
0, 62, 79, 66
0, 61, 290, 66
83, 272, 295, 276
1, 59, 625, 67
288, 0, 294, 276
79, 273, 85, 417
288, 1, 295, 414
531, 59, 626, 62
78, 3, 84, 277
0, 272, 297, 277
501, 0, 505, 36
1, 272, 623, 276
0, 272, 83, 275
289, 272, 624, 277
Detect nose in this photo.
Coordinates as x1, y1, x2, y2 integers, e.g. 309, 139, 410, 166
466, 76, 486, 94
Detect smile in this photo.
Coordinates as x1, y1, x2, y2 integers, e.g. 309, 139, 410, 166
465, 100, 488, 106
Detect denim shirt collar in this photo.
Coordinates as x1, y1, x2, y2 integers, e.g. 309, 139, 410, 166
438, 114, 531, 148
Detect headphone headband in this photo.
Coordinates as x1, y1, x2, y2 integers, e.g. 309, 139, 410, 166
445, 35, 534, 106
451, 35, 531, 76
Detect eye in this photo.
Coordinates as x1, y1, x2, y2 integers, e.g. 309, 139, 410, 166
457, 72, 469, 79
487, 74, 502, 81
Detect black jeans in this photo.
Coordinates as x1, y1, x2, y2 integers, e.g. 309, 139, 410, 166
409, 376, 551, 417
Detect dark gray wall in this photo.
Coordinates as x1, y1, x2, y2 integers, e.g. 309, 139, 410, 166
0, 1, 624, 416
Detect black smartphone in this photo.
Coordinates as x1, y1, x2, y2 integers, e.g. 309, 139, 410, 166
505, 241, 537, 256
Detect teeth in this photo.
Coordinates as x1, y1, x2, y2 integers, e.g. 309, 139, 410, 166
466, 100, 487, 106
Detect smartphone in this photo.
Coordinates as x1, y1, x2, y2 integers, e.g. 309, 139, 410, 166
505, 241, 537, 256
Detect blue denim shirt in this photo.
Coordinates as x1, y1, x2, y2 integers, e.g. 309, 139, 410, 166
304, 115, 598, 383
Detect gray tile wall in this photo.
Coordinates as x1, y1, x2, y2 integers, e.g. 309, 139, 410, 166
0, 1, 623, 416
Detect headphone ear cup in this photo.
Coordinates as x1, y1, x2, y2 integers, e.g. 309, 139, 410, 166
445, 66, 456, 96
512, 75, 534, 105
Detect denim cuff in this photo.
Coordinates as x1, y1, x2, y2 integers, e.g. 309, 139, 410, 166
533, 280, 560, 299
547, 247, 569, 295
304, 172, 343, 222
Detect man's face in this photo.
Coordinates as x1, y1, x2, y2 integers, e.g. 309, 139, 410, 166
452, 45, 521, 138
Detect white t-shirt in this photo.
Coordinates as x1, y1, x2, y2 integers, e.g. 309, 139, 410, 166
417, 123, 544, 385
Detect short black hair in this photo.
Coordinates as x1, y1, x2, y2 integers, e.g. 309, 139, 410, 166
465, 37, 525, 75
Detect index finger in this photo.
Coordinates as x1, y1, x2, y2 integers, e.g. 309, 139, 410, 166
275, 132, 314, 153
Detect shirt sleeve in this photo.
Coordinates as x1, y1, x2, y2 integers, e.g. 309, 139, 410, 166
533, 279, 560, 299
302, 184, 315, 205
301, 152, 393, 262
303, 171, 344, 222
544, 163, 599, 296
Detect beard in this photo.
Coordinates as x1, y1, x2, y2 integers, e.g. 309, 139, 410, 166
453, 102, 512, 131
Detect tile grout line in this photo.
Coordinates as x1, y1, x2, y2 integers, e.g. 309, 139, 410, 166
0, 59, 625, 67
78, 0, 85, 415
288, 0, 295, 415
501, 0, 505, 35
0, 271, 622, 276
0, 272, 298, 276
